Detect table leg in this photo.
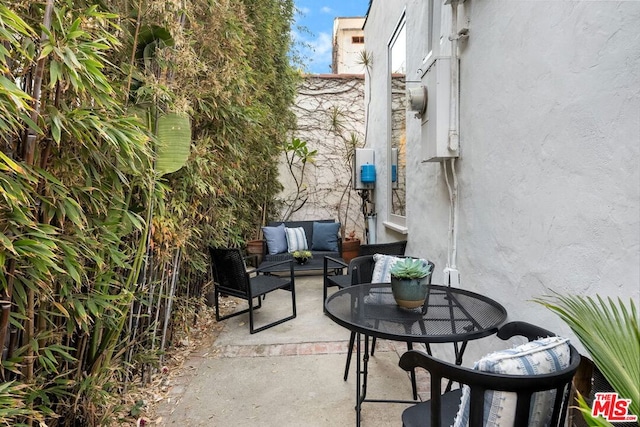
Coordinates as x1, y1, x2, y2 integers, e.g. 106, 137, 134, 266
355, 332, 361, 427
361, 335, 370, 402
444, 340, 470, 393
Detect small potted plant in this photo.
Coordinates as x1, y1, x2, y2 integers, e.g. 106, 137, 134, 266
292, 250, 313, 265
389, 258, 432, 309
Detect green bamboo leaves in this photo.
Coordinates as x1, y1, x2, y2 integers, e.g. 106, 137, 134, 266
1, 0, 298, 423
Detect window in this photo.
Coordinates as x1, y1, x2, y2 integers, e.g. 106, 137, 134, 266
352, 36, 364, 44
386, 13, 407, 233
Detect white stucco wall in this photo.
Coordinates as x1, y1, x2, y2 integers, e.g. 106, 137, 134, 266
365, 0, 639, 357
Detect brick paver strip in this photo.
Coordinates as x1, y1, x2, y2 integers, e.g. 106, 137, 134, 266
212, 341, 431, 398
216, 340, 351, 358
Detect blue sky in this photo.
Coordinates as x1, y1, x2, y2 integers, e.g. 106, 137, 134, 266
293, 0, 370, 74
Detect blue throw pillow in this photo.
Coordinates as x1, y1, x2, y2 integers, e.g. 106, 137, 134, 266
262, 223, 288, 255
311, 221, 340, 251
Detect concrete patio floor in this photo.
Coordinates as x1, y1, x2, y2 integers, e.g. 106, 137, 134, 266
154, 274, 431, 426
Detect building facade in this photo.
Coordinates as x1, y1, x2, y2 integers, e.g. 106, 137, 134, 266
332, 17, 366, 74
364, 0, 639, 356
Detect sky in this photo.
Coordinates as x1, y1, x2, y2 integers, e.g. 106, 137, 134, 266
293, 0, 370, 74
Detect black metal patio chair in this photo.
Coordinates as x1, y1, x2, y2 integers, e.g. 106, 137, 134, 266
209, 247, 296, 334
399, 321, 581, 427
323, 240, 407, 310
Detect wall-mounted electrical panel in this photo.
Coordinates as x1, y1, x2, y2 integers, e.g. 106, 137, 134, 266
419, 56, 459, 162
354, 148, 375, 190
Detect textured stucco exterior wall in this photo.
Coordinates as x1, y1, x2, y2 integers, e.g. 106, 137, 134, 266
365, 0, 639, 355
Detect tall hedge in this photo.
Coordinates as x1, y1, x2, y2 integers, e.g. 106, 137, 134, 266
0, 0, 298, 425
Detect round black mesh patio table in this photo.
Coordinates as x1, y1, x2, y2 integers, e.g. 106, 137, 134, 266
324, 283, 507, 426
325, 283, 507, 343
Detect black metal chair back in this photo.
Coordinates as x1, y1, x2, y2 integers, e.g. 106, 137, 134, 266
323, 240, 408, 309
399, 321, 581, 427
210, 247, 250, 296
358, 240, 408, 256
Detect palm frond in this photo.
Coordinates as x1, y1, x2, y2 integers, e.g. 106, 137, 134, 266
535, 293, 639, 419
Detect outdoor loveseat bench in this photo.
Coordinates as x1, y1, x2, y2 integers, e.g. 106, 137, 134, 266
257, 219, 344, 274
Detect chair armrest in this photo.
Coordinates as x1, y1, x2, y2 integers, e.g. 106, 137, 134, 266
324, 256, 348, 278
324, 256, 348, 269
244, 254, 259, 268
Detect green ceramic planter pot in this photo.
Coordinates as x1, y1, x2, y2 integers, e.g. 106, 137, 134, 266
390, 275, 429, 309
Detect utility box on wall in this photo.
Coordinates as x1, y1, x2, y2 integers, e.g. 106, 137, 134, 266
420, 57, 459, 162
354, 148, 375, 190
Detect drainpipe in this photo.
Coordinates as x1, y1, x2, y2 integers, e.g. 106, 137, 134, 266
444, 0, 462, 287
443, 159, 460, 287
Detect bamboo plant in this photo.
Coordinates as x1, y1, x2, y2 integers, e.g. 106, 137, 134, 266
1, 1, 299, 424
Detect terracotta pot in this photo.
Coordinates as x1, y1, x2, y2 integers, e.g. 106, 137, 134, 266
341, 238, 361, 264
246, 240, 265, 265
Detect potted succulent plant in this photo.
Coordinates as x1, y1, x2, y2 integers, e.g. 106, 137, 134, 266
292, 250, 313, 265
390, 258, 433, 309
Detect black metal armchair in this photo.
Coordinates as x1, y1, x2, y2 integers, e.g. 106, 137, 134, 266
399, 321, 581, 427
323, 240, 407, 310
209, 247, 296, 334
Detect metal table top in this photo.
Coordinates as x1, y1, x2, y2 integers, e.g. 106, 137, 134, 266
259, 256, 345, 273
325, 283, 507, 344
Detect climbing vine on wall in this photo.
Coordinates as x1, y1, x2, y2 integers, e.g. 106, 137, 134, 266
285, 76, 367, 238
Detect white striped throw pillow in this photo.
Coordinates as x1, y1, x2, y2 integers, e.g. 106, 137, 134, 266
285, 227, 308, 253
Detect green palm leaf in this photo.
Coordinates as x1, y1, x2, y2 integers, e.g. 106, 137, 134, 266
155, 113, 191, 175
535, 293, 639, 420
